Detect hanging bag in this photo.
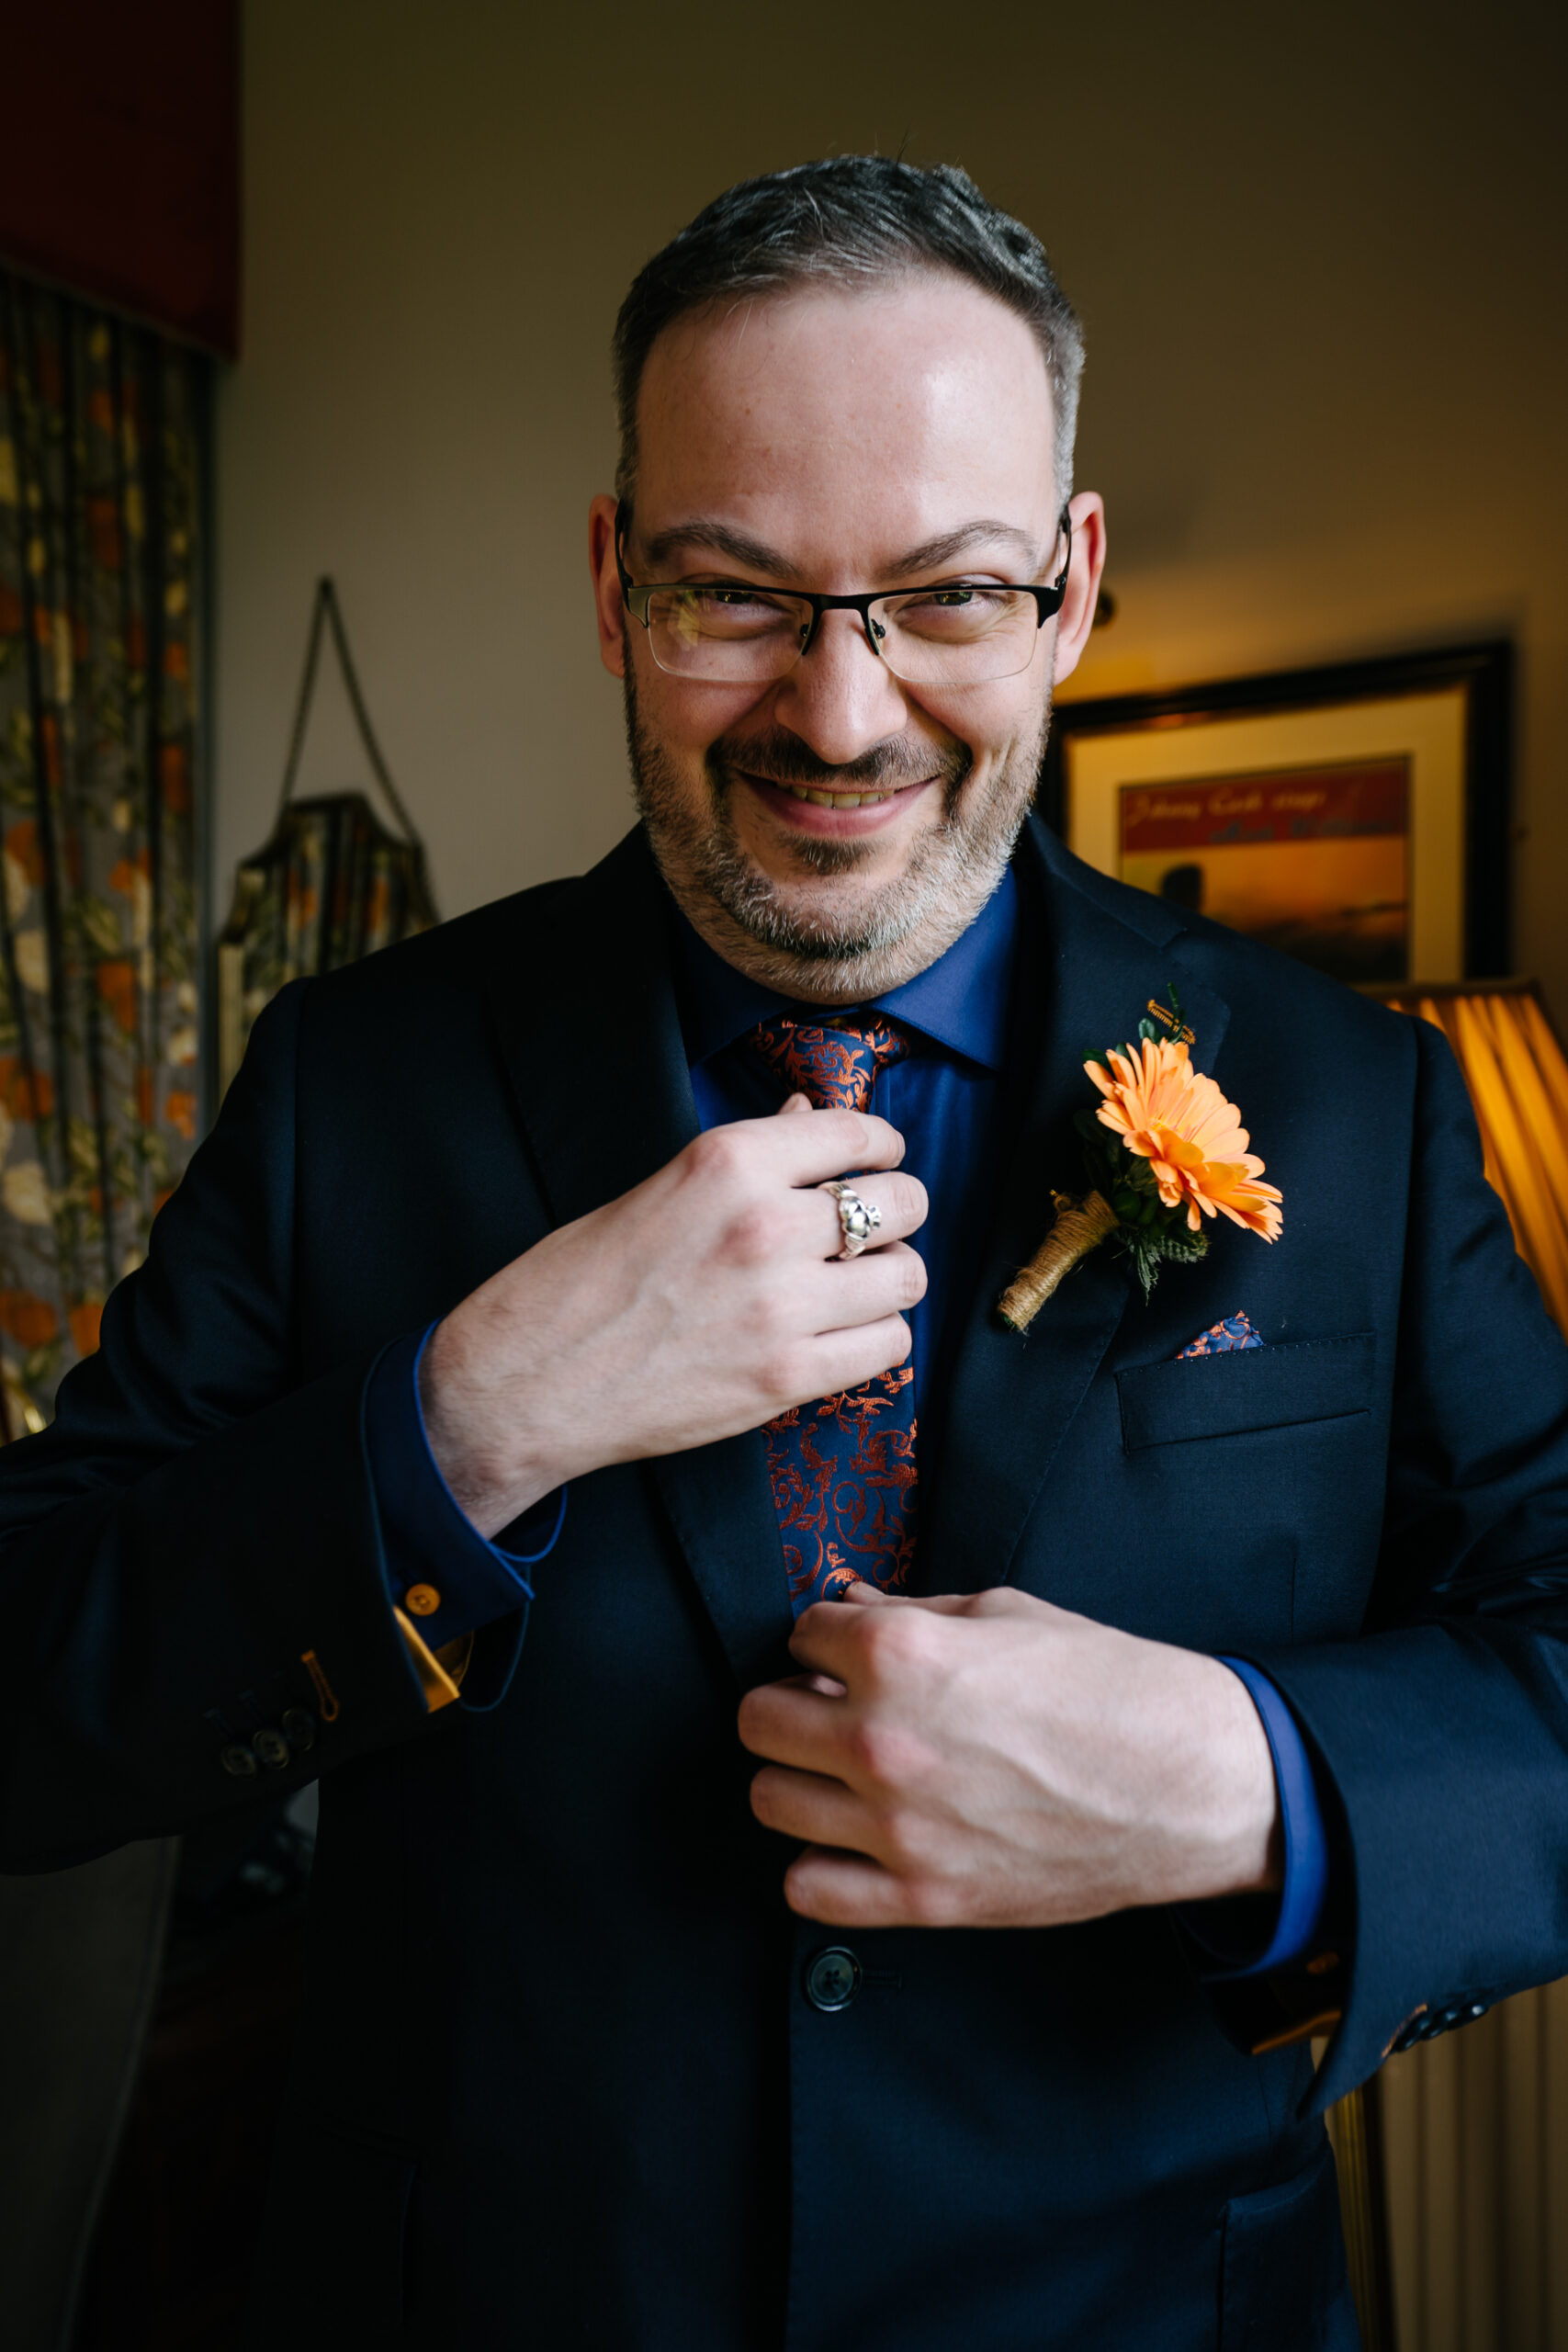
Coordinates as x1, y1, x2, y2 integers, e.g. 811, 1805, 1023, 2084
217, 579, 438, 1091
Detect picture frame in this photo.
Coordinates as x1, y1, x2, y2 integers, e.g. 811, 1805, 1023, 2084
1041, 642, 1512, 986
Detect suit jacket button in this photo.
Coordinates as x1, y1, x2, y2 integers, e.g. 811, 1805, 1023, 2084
220, 1743, 257, 1777
805, 1948, 862, 2012
405, 1583, 441, 1616
280, 1707, 316, 1751
253, 1726, 291, 1770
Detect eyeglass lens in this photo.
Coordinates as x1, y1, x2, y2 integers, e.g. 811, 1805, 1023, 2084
643, 583, 1048, 686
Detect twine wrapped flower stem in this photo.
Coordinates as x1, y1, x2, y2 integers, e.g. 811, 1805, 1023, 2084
998, 1189, 1121, 1329
998, 997, 1283, 1336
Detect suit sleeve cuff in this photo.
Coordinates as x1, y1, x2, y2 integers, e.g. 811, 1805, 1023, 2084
364, 1324, 567, 1649
1179, 1658, 1333, 1979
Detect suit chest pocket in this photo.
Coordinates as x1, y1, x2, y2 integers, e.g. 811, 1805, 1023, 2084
1115, 1332, 1375, 1453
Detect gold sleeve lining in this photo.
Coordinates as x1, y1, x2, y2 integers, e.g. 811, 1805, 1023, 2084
393, 1609, 475, 1713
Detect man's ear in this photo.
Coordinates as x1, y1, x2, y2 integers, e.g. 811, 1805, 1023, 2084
1048, 492, 1107, 693
589, 492, 627, 680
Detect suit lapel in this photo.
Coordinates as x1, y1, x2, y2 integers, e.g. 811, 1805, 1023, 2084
483, 827, 794, 1689
485, 827, 696, 1224
920, 821, 1230, 1595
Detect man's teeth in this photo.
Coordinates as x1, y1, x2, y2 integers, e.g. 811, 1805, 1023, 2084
781, 785, 898, 808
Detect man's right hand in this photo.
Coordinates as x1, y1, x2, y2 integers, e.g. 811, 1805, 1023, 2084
419, 1102, 927, 1539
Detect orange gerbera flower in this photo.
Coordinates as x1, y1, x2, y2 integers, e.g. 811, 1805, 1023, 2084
1085, 1036, 1283, 1240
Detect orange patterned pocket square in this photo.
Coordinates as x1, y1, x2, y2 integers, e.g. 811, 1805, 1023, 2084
1177, 1312, 1263, 1358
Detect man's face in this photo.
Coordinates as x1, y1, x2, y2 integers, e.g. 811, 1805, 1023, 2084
590, 273, 1106, 1001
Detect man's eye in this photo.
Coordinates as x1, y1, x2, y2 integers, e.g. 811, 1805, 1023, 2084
887, 586, 1021, 638
902, 587, 1009, 611
671, 588, 798, 637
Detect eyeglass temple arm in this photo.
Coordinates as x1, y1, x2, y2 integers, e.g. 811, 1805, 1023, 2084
614, 500, 636, 604
1044, 509, 1072, 611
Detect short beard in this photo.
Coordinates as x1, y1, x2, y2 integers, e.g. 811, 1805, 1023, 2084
625, 672, 1049, 1001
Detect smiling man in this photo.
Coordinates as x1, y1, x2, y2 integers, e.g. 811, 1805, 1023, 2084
5, 157, 1568, 2352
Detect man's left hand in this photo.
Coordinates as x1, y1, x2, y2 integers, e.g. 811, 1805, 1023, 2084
738, 1587, 1281, 1929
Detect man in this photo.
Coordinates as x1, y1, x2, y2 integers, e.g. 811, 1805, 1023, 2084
2, 158, 1566, 2351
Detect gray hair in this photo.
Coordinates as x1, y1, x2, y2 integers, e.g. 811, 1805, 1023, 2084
612, 155, 1084, 510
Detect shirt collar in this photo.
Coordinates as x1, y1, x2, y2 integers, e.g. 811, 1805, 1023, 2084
669, 861, 1018, 1074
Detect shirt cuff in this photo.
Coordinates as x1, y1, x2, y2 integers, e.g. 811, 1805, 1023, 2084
365, 1324, 567, 1649
1181, 1658, 1333, 1979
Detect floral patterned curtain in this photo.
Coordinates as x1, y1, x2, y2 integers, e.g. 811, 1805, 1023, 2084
0, 274, 202, 1425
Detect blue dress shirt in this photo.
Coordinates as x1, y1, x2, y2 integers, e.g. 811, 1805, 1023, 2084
366, 1325, 567, 1654
362, 867, 1330, 1973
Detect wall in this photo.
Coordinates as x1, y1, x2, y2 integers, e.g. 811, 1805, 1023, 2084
218, 0, 1568, 1005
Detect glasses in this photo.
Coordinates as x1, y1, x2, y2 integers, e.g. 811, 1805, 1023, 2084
615, 503, 1071, 688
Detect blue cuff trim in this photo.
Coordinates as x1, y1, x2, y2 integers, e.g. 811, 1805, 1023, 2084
1182, 1658, 1332, 1979
364, 1324, 568, 1648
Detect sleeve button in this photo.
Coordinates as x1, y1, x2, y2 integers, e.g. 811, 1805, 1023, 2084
220, 1743, 258, 1778
253, 1725, 291, 1770
404, 1583, 441, 1617
280, 1706, 316, 1751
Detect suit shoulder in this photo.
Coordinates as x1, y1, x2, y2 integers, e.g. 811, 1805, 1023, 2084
1031, 818, 1416, 1060
1169, 904, 1412, 1053
304, 871, 585, 1002
1169, 907, 1418, 1062
301, 823, 662, 1007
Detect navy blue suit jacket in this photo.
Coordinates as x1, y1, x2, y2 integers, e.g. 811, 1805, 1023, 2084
3, 817, 1568, 2351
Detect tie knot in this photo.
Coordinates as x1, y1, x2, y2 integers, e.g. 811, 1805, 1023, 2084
747, 1011, 910, 1114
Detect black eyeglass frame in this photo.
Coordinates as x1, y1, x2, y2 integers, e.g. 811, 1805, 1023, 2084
614, 501, 1074, 672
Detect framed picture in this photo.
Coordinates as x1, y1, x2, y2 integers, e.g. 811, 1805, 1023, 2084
1041, 642, 1512, 985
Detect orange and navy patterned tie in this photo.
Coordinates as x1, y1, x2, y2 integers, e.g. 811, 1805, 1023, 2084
747, 1013, 918, 1613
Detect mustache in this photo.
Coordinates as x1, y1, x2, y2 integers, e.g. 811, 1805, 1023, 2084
706, 726, 969, 796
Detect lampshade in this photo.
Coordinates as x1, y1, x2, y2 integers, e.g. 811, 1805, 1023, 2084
1376, 980, 1568, 1333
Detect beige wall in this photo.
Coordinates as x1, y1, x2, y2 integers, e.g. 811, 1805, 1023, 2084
218, 0, 1568, 1001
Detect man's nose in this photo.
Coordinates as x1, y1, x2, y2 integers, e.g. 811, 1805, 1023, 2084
771, 609, 912, 767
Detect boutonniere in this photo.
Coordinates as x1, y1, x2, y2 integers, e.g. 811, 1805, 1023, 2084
999, 994, 1283, 1334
